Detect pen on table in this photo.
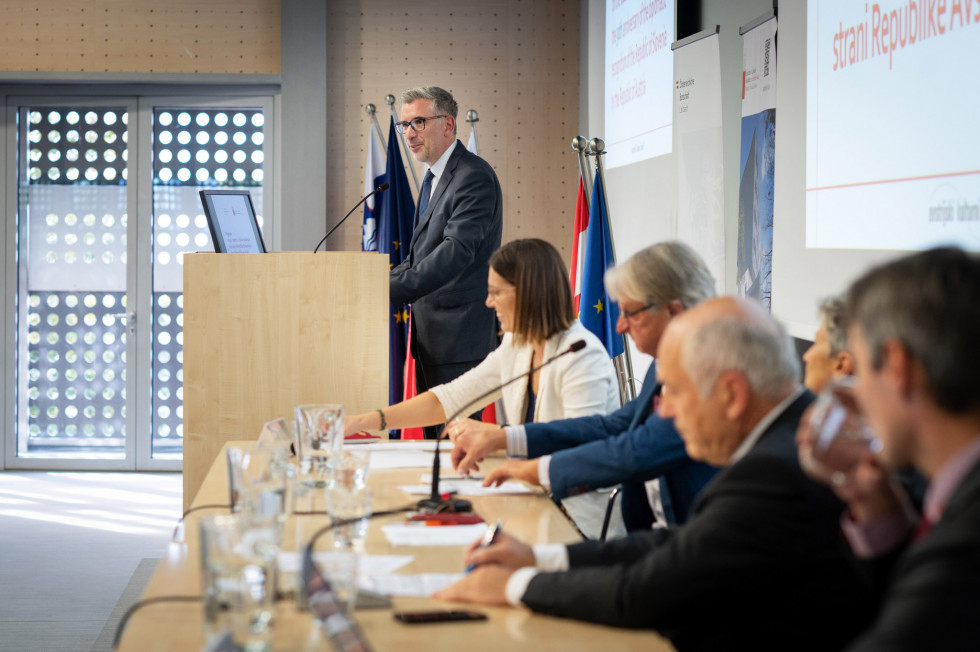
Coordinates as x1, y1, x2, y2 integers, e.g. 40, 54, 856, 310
464, 519, 503, 574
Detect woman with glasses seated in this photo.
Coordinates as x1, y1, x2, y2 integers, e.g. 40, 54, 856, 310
346, 239, 621, 532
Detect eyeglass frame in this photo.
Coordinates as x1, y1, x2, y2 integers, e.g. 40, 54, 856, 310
394, 115, 449, 134
620, 302, 657, 320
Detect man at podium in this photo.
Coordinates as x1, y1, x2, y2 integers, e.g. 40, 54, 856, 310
390, 86, 503, 439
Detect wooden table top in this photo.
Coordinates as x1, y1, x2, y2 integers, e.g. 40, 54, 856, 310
117, 441, 675, 651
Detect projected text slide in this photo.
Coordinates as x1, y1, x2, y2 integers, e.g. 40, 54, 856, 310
604, 0, 674, 169
806, 0, 980, 250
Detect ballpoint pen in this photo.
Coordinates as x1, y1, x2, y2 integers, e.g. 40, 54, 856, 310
464, 519, 503, 573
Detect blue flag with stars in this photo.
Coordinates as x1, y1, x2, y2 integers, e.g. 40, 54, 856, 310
378, 117, 417, 407
579, 173, 623, 357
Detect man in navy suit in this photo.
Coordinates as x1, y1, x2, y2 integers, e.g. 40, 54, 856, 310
802, 248, 980, 651
389, 87, 502, 439
450, 242, 718, 530
437, 297, 875, 652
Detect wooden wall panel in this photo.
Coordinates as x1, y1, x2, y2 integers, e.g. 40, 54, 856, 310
0, 0, 281, 74
326, 0, 580, 265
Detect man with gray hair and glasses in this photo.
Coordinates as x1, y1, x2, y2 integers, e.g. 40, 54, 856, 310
449, 241, 719, 532
803, 247, 980, 651
389, 86, 502, 439
437, 297, 875, 651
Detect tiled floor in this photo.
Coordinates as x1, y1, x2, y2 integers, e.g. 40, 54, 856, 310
0, 472, 182, 652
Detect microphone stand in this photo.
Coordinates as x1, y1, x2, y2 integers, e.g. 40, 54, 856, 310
313, 182, 389, 253
418, 340, 587, 512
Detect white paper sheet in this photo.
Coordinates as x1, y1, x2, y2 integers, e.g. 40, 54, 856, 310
368, 451, 452, 470
362, 441, 453, 452
381, 522, 488, 546
397, 481, 535, 496
359, 573, 463, 597
419, 473, 484, 483
278, 552, 414, 576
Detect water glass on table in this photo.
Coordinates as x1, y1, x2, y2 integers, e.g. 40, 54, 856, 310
294, 404, 345, 487
329, 449, 370, 490
199, 514, 278, 652
799, 377, 883, 486
325, 486, 373, 549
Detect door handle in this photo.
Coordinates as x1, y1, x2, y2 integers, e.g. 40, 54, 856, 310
110, 311, 137, 335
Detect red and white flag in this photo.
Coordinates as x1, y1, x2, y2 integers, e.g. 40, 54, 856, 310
569, 177, 590, 313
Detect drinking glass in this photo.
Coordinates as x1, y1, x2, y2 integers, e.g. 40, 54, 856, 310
294, 404, 345, 487
325, 486, 373, 549
199, 514, 278, 651
227, 444, 292, 530
329, 449, 370, 490
799, 377, 882, 486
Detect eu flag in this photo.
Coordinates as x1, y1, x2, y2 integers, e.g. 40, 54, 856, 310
579, 173, 623, 357
378, 117, 417, 409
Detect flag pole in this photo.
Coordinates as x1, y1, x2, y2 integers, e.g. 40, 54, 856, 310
465, 110, 480, 154
588, 137, 637, 402
365, 104, 387, 156
386, 94, 422, 194
571, 136, 592, 205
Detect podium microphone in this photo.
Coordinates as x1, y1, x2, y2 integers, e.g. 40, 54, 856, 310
313, 182, 390, 253
418, 339, 588, 512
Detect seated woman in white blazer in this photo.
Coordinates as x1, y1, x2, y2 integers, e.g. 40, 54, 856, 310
345, 238, 620, 441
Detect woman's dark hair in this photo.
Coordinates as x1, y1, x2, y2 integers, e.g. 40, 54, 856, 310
489, 238, 574, 346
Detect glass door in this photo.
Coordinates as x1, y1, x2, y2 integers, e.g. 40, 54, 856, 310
6, 94, 272, 471
139, 97, 270, 468
12, 99, 138, 469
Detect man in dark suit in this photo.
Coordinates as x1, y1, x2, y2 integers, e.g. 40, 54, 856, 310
389, 87, 502, 439
436, 297, 875, 652
803, 248, 980, 651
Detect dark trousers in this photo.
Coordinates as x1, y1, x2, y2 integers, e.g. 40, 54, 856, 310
415, 358, 485, 440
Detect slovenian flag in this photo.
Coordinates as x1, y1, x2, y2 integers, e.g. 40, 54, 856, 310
379, 117, 417, 426
579, 173, 623, 357
361, 122, 386, 251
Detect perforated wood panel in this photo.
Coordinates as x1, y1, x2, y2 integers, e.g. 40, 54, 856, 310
326, 0, 580, 263
0, 0, 280, 74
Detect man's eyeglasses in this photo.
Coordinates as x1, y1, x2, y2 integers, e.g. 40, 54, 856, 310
620, 303, 657, 320
394, 115, 448, 134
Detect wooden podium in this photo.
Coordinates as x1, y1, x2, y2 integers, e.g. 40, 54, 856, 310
181, 252, 389, 509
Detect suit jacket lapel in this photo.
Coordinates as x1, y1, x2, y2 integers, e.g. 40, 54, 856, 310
629, 362, 660, 429
410, 141, 463, 251
504, 343, 534, 425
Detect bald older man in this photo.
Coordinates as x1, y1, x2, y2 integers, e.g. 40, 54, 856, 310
435, 297, 874, 652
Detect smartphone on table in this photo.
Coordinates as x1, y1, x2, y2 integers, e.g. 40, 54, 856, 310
394, 610, 487, 624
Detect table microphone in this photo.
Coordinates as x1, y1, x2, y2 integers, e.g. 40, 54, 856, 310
418, 339, 587, 512
313, 182, 390, 253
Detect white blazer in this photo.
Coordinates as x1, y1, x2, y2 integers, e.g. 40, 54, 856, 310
430, 320, 620, 425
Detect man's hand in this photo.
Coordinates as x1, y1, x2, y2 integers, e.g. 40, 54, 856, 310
796, 407, 905, 524
463, 530, 536, 569
834, 453, 907, 524
432, 565, 514, 606
449, 426, 507, 474
483, 459, 541, 488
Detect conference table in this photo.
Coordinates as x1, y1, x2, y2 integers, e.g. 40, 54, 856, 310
117, 441, 675, 651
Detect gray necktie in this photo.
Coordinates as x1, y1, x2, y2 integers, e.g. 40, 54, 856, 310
417, 169, 434, 226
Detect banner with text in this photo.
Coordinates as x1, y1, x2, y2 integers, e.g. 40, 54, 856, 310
737, 17, 777, 309
673, 31, 725, 289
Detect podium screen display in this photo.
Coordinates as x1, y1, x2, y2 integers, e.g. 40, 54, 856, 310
199, 189, 266, 254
